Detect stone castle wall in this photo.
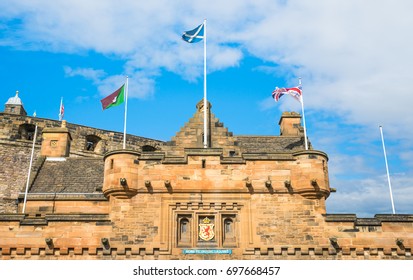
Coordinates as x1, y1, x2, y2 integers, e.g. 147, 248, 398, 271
0, 140, 41, 213
0, 113, 163, 156
0, 113, 164, 214
0, 194, 411, 260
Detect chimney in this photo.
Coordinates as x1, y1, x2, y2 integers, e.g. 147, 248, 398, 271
278, 112, 303, 136
40, 120, 72, 157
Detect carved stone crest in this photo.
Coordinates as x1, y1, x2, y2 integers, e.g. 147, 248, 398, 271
199, 217, 214, 241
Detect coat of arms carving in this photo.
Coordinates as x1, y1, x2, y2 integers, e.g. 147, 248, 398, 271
199, 217, 214, 241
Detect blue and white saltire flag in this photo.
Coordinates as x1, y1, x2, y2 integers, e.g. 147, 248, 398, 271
182, 23, 204, 43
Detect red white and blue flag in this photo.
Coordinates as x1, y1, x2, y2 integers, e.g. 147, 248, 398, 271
59, 97, 64, 121
272, 86, 302, 103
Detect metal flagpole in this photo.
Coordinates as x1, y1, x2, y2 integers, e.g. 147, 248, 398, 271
203, 19, 208, 148
22, 125, 37, 214
298, 78, 309, 150
123, 76, 129, 150
379, 125, 396, 214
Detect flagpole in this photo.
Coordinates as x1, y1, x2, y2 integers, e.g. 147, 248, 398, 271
298, 78, 309, 150
203, 19, 208, 148
22, 125, 37, 214
123, 76, 129, 150
379, 125, 396, 214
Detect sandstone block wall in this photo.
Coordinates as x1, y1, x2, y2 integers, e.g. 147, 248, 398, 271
0, 195, 411, 260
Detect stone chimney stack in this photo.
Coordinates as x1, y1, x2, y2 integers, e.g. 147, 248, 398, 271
40, 120, 72, 157
278, 112, 303, 136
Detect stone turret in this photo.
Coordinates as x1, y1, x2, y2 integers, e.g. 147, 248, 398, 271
102, 150, 140, 199
291, 150, 330, 199
4, 91, 27, 116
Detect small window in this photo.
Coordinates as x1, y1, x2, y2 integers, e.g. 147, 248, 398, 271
84, 135, 101, 152
180, 218, 190, 241
224, 218, 234, 236
222, 215, 237, 246
177, 214, 192, 247
18, 123, 36, 140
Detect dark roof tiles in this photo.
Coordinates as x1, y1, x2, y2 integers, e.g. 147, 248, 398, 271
29, 158, 103, 194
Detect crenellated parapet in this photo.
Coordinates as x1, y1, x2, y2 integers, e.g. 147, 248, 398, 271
102, 147, 330, 203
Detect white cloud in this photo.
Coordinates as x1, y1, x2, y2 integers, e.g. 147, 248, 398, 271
3, 1, 412, 129
96, 72, 156, 99
399, 151, 413, 168
64, 66, 155, 99
327, 173, 413, 217
64, 67, 106, 84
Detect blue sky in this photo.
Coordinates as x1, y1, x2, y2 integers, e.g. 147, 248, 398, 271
1, 0, 412, 217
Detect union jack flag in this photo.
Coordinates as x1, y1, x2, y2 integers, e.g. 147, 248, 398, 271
59, 97, 64, 121
272, 86, 302, 103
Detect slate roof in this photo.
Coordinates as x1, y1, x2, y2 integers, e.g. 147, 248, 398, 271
29, 158, 103, 194
235, 136, 308, 153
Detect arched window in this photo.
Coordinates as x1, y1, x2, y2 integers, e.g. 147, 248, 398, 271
84, 135, 101, 152
18, 123, 36, 140
179, 217, 190, 242
223, 216, 236, 246
224, 218, 234, 236
177, 215, 191, 246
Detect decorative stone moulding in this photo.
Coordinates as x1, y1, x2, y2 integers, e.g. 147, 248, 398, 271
102, 149, 141, 199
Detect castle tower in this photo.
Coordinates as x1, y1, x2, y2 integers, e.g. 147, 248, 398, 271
4, 91, 27, 116
40, 120, 72, 157
102, 150, 140, 199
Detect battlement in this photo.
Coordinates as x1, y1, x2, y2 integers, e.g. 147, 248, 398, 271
0, 112, 164, 156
